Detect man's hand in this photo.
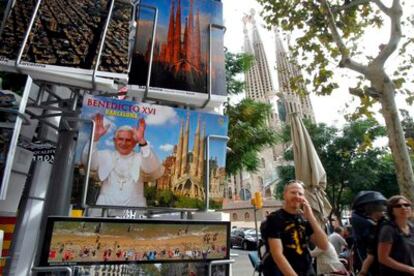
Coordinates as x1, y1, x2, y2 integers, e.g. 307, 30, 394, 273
134, 118, 146, 144
93, 113, 109, 142
300, 197, 315, 221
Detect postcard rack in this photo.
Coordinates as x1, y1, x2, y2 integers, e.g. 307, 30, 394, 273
0, 1, 227, 110
1, 0, 129, 92
31, 260, 235, 276
0, 0, 231, 274
0, 77, 32, 200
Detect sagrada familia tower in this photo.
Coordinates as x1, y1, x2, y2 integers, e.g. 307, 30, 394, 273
226, 9, 316, 201
149, 0, 204, 74
153, 113, 225, 202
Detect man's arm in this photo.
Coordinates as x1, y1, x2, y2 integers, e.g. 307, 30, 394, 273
140, 144, 164, 178
310, 246, 324, 258
268, 238, 298, 276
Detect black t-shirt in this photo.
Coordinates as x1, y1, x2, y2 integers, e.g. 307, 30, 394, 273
378, 222, 414, 276
263, 209, 314, 275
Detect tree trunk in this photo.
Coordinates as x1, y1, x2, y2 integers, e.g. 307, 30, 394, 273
378, 80, 414, 202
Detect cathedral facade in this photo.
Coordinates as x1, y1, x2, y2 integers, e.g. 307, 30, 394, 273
152, 113, 225, 202
226, 9, 316, 202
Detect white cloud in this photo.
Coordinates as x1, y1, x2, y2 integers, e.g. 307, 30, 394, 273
144, 106, 179, 125
159, 144, 174, 152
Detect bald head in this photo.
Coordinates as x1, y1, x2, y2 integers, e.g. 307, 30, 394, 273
283, 180, 305, 212
284, 180, 305, 193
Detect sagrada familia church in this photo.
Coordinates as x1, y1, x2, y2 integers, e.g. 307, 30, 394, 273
225, 9, 316, 202
144, 0, 206, 88
152, 113, 225, 203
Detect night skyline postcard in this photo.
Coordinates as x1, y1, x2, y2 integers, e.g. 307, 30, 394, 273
13, 0, 132, 80
0, 0, 37, 71
129, 0, 226, 97
21, 0, 111, 70
0, 0, 9, 28
73, 94, 229, 210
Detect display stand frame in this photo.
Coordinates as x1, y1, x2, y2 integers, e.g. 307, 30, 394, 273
0, 76, 32, 200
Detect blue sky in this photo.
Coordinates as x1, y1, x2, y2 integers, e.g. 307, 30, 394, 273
75, 95, 228, 167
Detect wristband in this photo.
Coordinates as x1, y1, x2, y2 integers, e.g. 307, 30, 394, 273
139, 141, 148, 147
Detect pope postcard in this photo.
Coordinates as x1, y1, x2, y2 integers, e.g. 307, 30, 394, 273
73, 94, 228, 214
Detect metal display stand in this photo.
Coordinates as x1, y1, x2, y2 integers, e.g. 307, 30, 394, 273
209, 259, 235, 276
0, 76, 33, 200
0, 1, 231, 274
32, 266, 73, 275
201, 24, 227, 109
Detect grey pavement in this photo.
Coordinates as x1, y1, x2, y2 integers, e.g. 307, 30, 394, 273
230, 247, 256, 276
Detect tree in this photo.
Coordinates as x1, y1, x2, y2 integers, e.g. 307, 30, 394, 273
401, 109, 414, 153
257, 0, 414, 201
225, 52, 255, 95
224, 52, 279, 199
275, 119, 398, 218
225, 98, 278, 175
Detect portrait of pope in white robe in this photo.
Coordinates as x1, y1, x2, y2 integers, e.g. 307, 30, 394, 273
82, 113, 164, 209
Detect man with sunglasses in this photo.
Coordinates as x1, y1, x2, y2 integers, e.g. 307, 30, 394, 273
261, 180, 329, 276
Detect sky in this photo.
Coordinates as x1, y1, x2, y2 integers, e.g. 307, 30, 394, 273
222, 0, 414, 127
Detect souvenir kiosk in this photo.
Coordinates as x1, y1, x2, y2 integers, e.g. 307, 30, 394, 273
0, 0, 232, 275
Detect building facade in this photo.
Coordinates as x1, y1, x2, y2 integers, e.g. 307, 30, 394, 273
225, 10, 316, 204
275, 30, 315, 123
226, 10, 282, 202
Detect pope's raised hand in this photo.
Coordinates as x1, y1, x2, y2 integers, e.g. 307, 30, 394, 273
93, 113, 109, 141
134, 118, 146, 144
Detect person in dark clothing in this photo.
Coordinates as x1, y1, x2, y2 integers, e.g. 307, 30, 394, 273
378, 195, 414, 275
358, 216, 388, 276
351, 191, 386, 275
262, 180, 329, 276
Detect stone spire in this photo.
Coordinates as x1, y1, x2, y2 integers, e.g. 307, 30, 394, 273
242, 9, 274, 103
165, 0, 176, 63
173, 0, 182, 64
180, 111, 190, 176
274, 29, 315, 123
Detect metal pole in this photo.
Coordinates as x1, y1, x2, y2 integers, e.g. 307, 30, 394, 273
208, 259, 235, 276
32, 88, 80, 267
42, 101, 78, 214
0, 76, 32, 199
254, 206, 259, 246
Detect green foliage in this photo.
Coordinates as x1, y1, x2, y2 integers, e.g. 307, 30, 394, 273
144, 186, 158, 205
225, 52, 254, 95
144, 186, 178, 207
256, 0, 414, 120
401, 109, 414, 151
174, 196, 204, 209
274, 165, 295, 199
277, 118, 397, 213
158, 189, 175, 206
225, 98, 279, 175
209, 199, 223, 210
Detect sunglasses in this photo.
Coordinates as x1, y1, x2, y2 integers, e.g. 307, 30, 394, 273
393, 203, 412, 208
